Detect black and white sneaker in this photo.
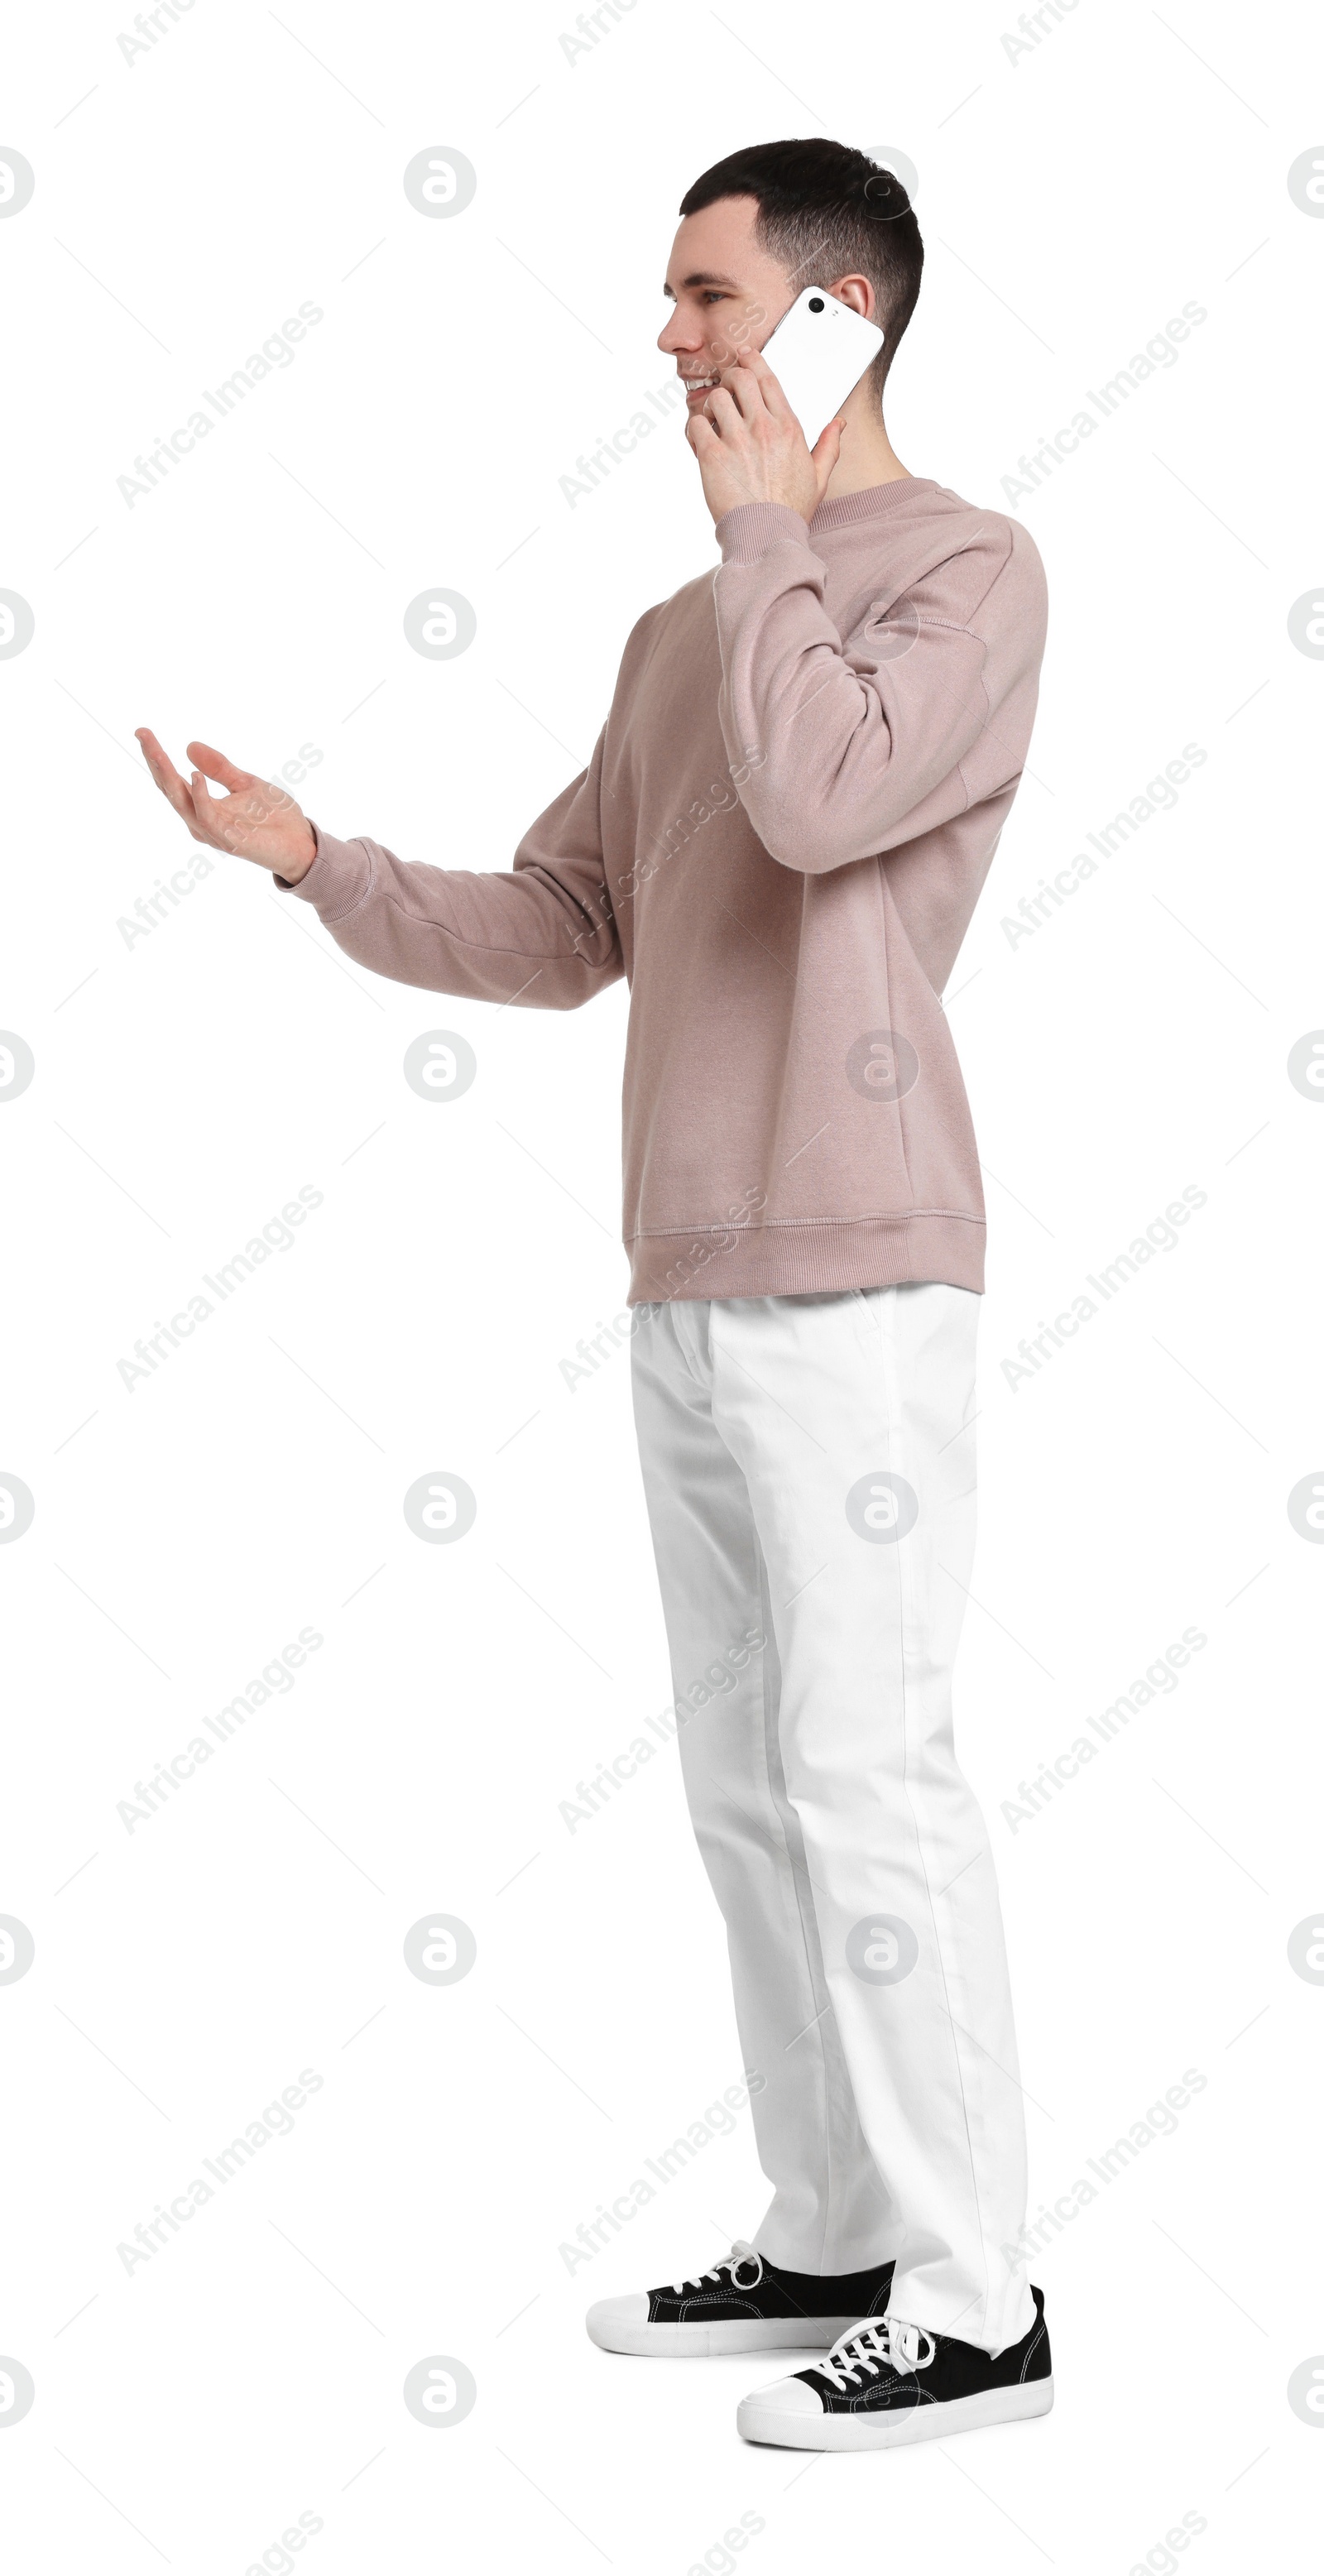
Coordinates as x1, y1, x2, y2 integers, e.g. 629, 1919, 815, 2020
736, 2286, 1053, 2448
586, 2243, 895, 2358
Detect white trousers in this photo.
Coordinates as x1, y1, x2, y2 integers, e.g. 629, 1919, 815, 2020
630, 1284, 1035, 2353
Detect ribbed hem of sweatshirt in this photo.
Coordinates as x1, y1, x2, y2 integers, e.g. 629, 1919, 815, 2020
715, 501, 814, 564
273, 823, 374, 920
624, 1211, 985, 1305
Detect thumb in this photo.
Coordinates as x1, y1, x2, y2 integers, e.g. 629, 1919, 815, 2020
811, 415, 847, 496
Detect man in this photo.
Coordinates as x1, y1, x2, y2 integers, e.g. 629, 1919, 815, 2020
137, 137, 1052, 2453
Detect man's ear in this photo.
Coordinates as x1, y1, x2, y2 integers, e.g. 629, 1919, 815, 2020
830, 275, 875, 322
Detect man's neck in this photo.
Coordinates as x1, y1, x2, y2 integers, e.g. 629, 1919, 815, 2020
819, 392, 910, 502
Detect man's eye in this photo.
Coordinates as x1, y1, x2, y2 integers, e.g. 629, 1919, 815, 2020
703, 291, 727, 305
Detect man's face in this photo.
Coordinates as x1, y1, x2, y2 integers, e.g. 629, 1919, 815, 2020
658, 196, 799, 415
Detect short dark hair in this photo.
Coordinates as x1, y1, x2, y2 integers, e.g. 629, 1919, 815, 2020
679, 137, 923, 393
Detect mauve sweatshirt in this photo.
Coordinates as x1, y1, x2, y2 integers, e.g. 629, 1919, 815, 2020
282, 479, 1048, 1302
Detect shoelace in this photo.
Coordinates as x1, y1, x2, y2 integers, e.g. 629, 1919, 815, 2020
816, 2315, 936, 2391
669, 2240, 764, 2295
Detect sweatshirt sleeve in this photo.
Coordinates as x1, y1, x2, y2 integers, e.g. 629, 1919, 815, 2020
275, 725, 623, 1010
711, 501, 1036, 876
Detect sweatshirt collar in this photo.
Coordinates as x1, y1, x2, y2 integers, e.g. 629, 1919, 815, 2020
808, 477, 941, 534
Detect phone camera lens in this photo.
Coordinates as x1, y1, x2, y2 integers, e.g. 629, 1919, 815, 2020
808, 296, 824, 312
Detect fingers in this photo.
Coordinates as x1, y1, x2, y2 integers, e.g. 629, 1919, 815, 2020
734, 345, 795, 420
703, 383, 746, 437
136, 727, 185, 794
713, 359, 767, 425
189, 768, 261, 850
134, 729, 272, 853
188, 770, 224, 838
810, 415, 847, 501
135, 727, 202, 833
185, 740, 257, 793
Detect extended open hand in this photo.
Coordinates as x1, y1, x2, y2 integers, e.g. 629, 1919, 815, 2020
135, 732, 317, 880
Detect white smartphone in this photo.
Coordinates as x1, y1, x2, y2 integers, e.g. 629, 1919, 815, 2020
760, 288, 885, 443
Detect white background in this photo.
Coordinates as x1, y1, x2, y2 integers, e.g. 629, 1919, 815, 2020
2, 1, 1322, 2569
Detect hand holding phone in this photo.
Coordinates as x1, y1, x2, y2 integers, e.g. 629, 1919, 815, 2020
685, 290, 884, 528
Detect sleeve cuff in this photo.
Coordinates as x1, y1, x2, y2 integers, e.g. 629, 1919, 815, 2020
714, 501, 814, 565
274, 820, 373, 921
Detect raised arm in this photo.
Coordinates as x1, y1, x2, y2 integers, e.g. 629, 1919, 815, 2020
679, 345, 1044, 880
135, 728, 623, 1010
711, 509, 1042, 875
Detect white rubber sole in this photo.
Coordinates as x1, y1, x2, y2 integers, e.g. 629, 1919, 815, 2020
586, 2313, 868, 2358
737, 2376, 1055, 2450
